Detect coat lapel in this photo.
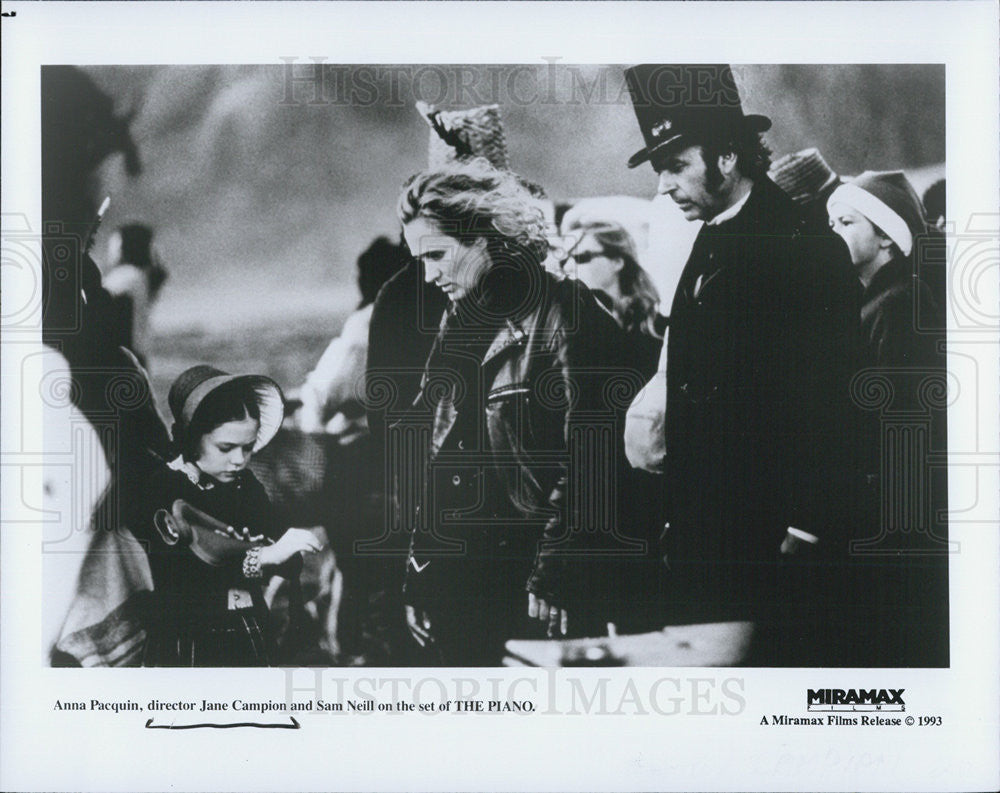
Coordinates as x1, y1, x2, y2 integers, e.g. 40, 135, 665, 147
427, 319, 528, 456
481, 319, 527, 368
430, 397, 459, 456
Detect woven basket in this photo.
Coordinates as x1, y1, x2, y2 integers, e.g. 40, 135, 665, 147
423, 103, 509, 170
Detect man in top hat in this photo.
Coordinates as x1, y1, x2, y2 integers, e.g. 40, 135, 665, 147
624, 64, 861, 665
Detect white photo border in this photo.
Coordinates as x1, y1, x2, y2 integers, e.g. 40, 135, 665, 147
2, 2, 998, 791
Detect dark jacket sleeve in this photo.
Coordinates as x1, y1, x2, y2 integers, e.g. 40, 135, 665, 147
525, 284, 636, 603
131, 465, 185, 549
868, 282, 942, 369
782, 233, 862, 550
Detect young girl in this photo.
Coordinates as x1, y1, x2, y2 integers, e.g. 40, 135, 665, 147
137, 365, 322, 667
826, 171, 948, 667
826, 170, 942, 367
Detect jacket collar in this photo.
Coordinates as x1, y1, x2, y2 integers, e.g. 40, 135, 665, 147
705, 183, 753, 226
482, 318, 528, 366
426, 284, 541, 457
702, 176, 797, 238
167, 455, 214, 489
454, 262, 539, 367
863, 254, 912, 300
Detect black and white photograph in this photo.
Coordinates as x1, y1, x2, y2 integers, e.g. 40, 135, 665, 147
38, 60, 951, 670
2, 2, 998, 791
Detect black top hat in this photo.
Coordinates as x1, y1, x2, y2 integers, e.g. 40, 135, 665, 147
624, 64, 771, 169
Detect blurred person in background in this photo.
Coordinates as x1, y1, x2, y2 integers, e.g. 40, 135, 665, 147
297, 236, 409, 439
41, 66, 141, 365
768, 147, 843, 240
559, 218, 671, 632
287, 235, 411, 663
42, 67, 172, 666
827, 170, 943, 367
103, 223, 168, 368
561, 219, 664, 381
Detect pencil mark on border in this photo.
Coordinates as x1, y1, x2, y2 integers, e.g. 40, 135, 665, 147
144, 717, 300, 730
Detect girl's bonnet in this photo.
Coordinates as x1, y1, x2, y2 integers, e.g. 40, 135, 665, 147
167, 365, 284, 454
826, 170, 927, 257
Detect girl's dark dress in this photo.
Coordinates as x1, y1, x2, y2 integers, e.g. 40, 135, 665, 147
850, 255, 949, 667
135, 458, 280, 667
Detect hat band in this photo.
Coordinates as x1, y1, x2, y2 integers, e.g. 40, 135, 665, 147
828, 183, 913, 256
180, 375, 237, 426
645, 131, 687, 157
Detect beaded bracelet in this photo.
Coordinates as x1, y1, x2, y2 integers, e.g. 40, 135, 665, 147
242, 546, 263, 579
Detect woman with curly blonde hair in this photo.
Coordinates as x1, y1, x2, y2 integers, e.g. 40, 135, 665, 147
395, 159, 633, 664
398, 158, 550, 312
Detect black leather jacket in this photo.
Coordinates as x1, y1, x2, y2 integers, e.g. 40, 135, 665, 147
400, 266, 643, 610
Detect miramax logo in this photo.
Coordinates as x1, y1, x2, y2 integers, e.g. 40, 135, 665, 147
807, 688, 905, 712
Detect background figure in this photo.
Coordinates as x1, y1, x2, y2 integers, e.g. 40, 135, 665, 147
768, 147, 843, 239
561, 219, 664, 381
828, 171, 942, 367
826, 170, 949, 666
297, 236, 409, 438
559, 220, 669, 632
41, 66, 172, 666
39, 66, 166, 478
922, 178, 946, 232
291, 235, 411, 662
41, 66, 140, 364
103, 223, 168, 367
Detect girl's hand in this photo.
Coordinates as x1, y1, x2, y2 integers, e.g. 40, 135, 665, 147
258, 528, 324, 567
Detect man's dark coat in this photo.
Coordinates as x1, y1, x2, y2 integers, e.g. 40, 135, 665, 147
661, 177, 860, 661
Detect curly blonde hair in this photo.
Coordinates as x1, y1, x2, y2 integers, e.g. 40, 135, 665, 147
397, 158, 550, 265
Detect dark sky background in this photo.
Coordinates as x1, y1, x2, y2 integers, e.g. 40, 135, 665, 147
82, 64, 945, 332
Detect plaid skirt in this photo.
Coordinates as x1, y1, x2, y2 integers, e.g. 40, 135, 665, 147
143, 608, 271, 667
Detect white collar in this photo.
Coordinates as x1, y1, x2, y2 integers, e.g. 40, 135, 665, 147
706, 186, 753, 226
167, 455, 212, 489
